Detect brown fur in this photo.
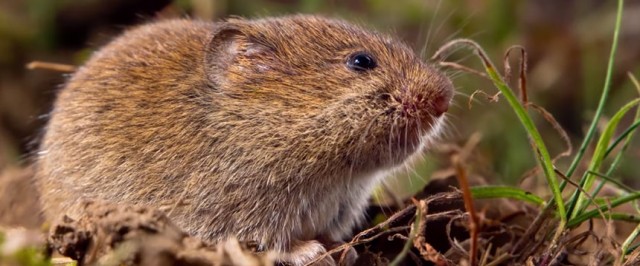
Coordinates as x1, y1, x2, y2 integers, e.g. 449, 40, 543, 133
35, 15, 453, 265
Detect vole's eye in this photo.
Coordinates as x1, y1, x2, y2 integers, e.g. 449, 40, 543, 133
347, 52, 377, 72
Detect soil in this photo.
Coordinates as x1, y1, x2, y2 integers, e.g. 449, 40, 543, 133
0, 165, 633, 265
47, 201, 272, 266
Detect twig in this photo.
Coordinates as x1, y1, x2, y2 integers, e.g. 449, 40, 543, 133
503, 46, 528, 106
389, 198, 424, 266
26, 61, 76, 72
518, 103, 573, 186
485, 252, 511, 266
527, 103, 573, 161
468, 90, 501, 109
305, 226, 411, 265
555, 169, 612, 229
511, 204, 552, 258
437, 61, 488, 78
305, 203, 418, 266
452, 133, 481, 265
479, 243, 492, 266
412, 200, 450, 266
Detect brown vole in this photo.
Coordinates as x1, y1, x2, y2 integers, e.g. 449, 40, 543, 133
35, 15, 453, 265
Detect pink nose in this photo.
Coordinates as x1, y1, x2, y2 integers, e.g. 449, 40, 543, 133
433, 95, 450, 117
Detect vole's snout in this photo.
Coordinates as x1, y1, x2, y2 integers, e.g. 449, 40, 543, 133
428, 77, 454, 117
432, 91, 452, 117
396, 86, 452, 120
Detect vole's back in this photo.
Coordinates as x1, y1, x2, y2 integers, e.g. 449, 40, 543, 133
36, 19, 215, 226
36, 18, 372, 252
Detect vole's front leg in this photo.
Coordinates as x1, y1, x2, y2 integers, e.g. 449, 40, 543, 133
278, 239, 336, 266
317, 235, 357, 266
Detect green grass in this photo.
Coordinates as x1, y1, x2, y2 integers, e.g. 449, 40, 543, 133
470, 186, 544, 206
432, 38, 567, 242
436, 0, 640, 263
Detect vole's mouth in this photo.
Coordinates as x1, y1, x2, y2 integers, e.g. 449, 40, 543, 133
389, 91, 449, 141
398, 94, 450, 119
380, 111, 445, 165
342, 85, 452, 169
379, 83, 451, 160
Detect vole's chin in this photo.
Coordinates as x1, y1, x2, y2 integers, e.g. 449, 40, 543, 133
378, 115, 445, 168
417, 115, 445, 151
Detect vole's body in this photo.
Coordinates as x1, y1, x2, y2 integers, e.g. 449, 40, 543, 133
36, 16, 453, 265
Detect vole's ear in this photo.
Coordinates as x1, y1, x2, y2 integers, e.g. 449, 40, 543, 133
205, 20, 274, 86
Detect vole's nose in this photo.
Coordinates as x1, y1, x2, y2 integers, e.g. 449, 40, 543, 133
395, 76, 453, 119
397, 91, 451, 119
432, 94, 450, 117
415, 68, 453, 118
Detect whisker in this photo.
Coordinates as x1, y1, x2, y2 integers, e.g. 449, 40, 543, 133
441, 119, 460, 139
352, 109, 389, 178
388, 115, 400, 167
409, 160, 428, 186
420, 0, 444, 58
426, 6, 458, 57
415, 0, 434, 53
440, 10, 477, 46
403, 122, 412, 188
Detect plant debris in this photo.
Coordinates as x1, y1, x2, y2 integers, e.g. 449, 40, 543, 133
47, 201, 274, 266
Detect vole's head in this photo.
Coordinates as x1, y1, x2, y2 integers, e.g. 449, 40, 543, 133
205, 15, 453, 171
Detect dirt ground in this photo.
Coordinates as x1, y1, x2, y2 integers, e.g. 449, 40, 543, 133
0, 166, 515, 265
0, 166, 637, 265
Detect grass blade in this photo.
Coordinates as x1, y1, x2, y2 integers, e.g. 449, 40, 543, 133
604, 120, 640, 158
475, 45, 566, 235
564, 0, 625, 178
594, 212, 640, 224
620, 223, 640, 265
586, 170, 636, 194
568, 98, 640, 219
432, 38, 566, 240
471, 186, 544, 206
567, 191, 640, 227
596, 73, 640, 198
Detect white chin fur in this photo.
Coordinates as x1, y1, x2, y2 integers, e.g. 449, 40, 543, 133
417, 115, 445, 153
377, 115, 446, 184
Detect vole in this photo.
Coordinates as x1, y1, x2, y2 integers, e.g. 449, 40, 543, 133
35, 15, 453, 265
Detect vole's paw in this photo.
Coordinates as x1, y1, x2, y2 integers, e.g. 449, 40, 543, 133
319, 239, 357, 266
278, 240, 336, 266
333, 246, 357, 266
